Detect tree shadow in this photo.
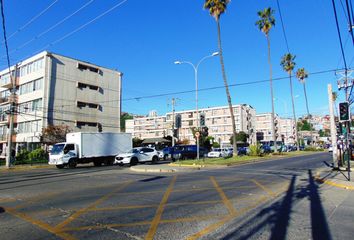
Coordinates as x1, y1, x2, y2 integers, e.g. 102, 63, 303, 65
221, 170, 332, 240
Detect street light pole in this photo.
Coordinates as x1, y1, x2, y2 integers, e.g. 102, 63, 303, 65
174, 52, 219, 162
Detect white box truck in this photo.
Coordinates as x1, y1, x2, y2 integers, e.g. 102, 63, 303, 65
48, 132, 132, 169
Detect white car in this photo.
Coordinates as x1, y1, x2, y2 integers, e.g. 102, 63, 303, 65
114, 147, 159, 166
208, 148, 232, 158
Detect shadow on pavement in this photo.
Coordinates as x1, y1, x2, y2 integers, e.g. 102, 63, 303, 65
0, 207, 4, 213
221, 170, 332, 240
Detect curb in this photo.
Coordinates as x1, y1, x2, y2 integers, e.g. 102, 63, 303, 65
315, 169, 354, 190
0, 165, 52, 171
315, 177, 354, 190
130, 166, 177, 173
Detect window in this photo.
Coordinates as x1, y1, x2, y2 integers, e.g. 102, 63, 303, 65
189, 120, 193, 126
19, 58, 44, 77
76, 101, 99, 109
77, 63, 101, 74
76, 121, 98, 127
19, 78, 43, 95
77, 82, 99, 91
18, 99, 42, 113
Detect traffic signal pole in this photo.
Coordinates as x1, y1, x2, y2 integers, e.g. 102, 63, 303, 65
328, 84, 338, 169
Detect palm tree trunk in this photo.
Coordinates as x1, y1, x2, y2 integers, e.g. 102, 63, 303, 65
289, 74, 299, 150
216, 19, 237, 155
267, 35, 277, 153
303, 83, 313, 146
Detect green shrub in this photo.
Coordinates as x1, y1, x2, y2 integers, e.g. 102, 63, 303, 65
249, 144, 262, 156
15, 148, 48, 165
28, 148, 47, 161
304, 146, 324, 152
15, 149, 31, 164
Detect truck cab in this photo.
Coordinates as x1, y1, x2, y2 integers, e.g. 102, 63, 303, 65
49, 143, 78, 169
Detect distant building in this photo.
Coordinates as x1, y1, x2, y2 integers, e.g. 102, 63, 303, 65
126, 104, 257, 146
255, 113, 295, 145
0, 51, 122, 156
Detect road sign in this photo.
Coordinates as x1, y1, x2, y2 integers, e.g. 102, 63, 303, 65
195, 132, 200, 138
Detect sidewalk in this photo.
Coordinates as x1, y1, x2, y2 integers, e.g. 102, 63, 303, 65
0, 163, 51, 171
315, 162, 354, 190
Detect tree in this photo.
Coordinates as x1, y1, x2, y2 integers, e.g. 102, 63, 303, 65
132, 137, 143, 147
120, 112, 133, 132
256, 7, 277, 152
41, 125, 72, 144
230, 131, 249, 144
296, 67, 313, 145
280, 53, 299, 150
204, 0, 238, 155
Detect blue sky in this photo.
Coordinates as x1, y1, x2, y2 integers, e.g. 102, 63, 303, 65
1, 0, 353, 118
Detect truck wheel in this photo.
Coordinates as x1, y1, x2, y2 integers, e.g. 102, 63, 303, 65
104, 159, 114, 166
94, 160, 102, 167
56, 165, 64, 169
130, 157, 138, 166
152, 156, 158, 164
68, 159, 77, 168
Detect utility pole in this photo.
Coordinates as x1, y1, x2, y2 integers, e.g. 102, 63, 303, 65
6, 64, 17, 168
171, 98, 176, 147
336, 70, 352, 180
328, 84, 338, 169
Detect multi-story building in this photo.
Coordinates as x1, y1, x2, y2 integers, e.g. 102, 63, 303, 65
255, 113, 295, 144
0, 51, 122, 156
126, 104, 257, 147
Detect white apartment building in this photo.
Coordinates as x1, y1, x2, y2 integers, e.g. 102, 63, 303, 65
0, 51, 122, 156
255, 113, 295, 144
126, 104, 257, 146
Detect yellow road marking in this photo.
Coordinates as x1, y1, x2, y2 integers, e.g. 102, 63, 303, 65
187, 180, 292, 240
251, 179, 275, 197
315, 174, 354, 190
91, 204, 158, 211
210, 176, 236, 215
186, 195, 269, 240
60, 215, 227, 233
145, 175, 177, 240
5, 207, 77, 240
54, 181, 132, 230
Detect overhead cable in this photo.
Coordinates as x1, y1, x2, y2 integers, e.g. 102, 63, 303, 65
2, 0, 59, 43
2, 0, 95, 58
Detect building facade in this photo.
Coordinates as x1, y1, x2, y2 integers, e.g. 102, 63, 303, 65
0, 51, 122, 156
126, 104, 257, 147
255, 113, 295, 145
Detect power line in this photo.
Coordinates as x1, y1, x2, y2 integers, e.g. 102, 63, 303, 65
345, 0, 354, 45
0, 0, 11, 70
1, 0, 95, 58
2, 0, 59, 43
332, 0, 348, 70
276, 0, 290, 52
34, 0, 129, 54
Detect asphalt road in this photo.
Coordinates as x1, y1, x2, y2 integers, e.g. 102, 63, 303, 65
0, 152, 352, 240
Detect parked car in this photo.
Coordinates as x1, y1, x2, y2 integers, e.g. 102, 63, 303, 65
172, 145, 208, 160
208, 148, 232, 158
114, 147, 159, 166
237, 147, 249, 156
261, 145, 272, 154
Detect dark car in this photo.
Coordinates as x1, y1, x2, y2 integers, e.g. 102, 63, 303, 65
261, 145, 272, 154
237, 147, 248, 156
172, 145, 208, 160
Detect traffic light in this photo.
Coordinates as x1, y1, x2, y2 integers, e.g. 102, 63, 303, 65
200, 113, 206, 127
175, 114, 181, 128
339, 102, 350, 122
336, 122, 343, 134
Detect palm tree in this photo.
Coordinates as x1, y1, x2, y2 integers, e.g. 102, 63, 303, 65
204, 0, 238, 155
281, 53, 299, 150
256, 7, 278, 152
296, 68, 313, 145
